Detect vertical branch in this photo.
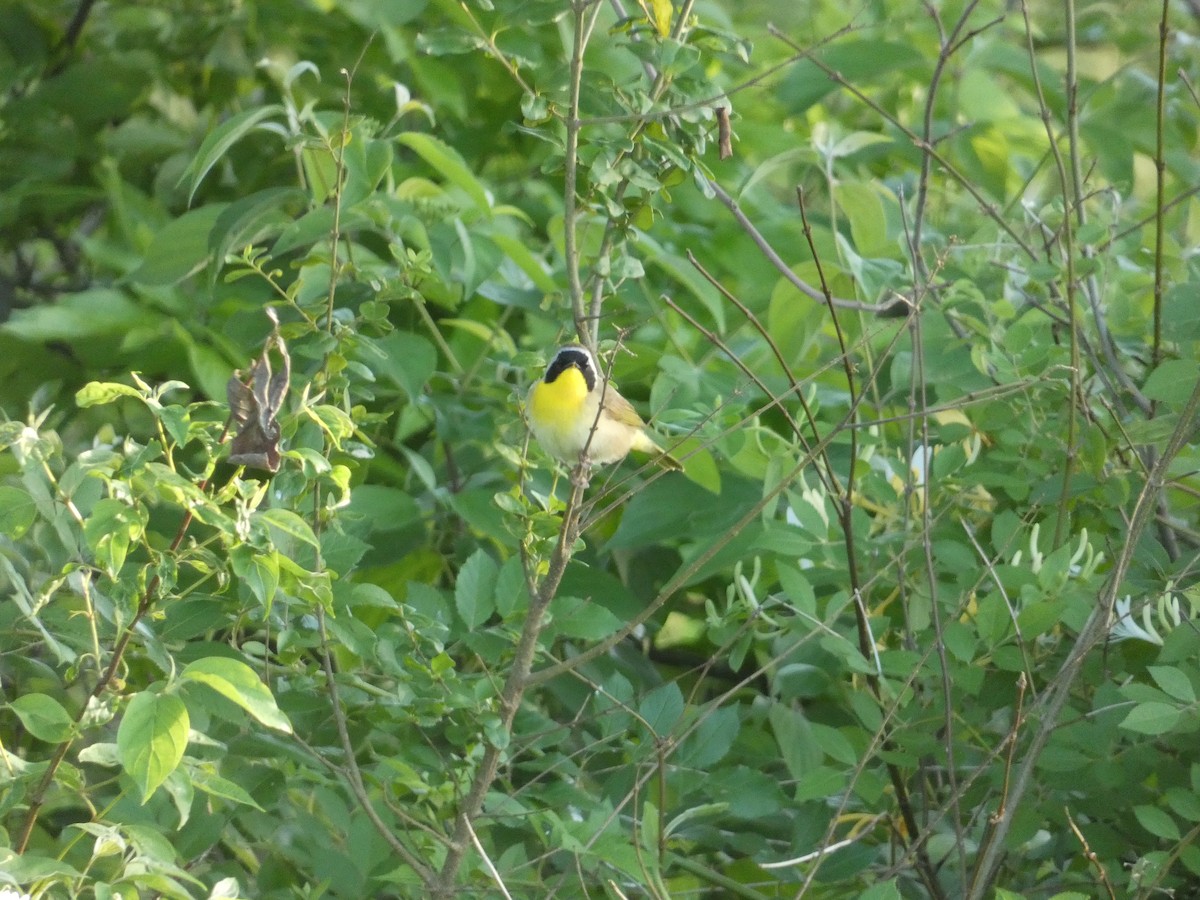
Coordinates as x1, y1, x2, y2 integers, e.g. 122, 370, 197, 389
307, 58, 434, 878
1017, 2, 1081, 544
315, 607, 433, 880
1051, 0, 1083, 545
433, 475, 590, 895
796, 189, 947, 900
910, 0, 982, 280
324, 68, 354, 333
565, 1, 602, 347
1152, 0, 1170, 370
910, 302, 968, 882
582, 0, 697, 340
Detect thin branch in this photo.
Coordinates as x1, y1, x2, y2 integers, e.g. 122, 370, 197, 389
465, 816, 514, 900
1017, 0, 1082, 547
564, 1, 600, 346
1152, 0, 1170, 371
433, 468, 591, 895
910, 0, 984, 281
705, 178, 893, 313
47, 0, 97, 75
800, 186, 946, 900
315, 608, 434, 881
1065, 804, 1118, 900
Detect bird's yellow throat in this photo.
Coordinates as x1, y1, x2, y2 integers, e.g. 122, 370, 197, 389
530, 366, 589, 426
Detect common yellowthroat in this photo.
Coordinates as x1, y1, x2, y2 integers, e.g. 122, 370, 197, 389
527, 344, 682, 471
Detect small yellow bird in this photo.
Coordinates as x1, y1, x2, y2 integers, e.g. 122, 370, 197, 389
527, 344, 682, 471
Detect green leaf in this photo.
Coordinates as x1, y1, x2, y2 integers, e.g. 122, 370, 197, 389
639, 683, 684, 737
272, 204, 336, 255
549, 595, 623, 640
837, 179, 888, 254
492, 232, 557, 293
859, 880, 903, 900
118, 692, 189, 802
0, 486, 36, 538
494, 555, 530, 620
180, 105, 285, 204
1165, 786, 1200, 822
677, 705, 739, 768
230, 545, 280, 612
10, 693, 75, 743
82, 498, 147, 578
181, 657, 293, 733
1142, 360, 1198, 405
663, 802, 729, 840
0, 850, 84, 880
4, 289, 148, 342
769, 705, 821, 781
455, 548, 497, 629
191, 768, 265, 811
639, 799, 661, 863
373, 330, 438, 402
1120, 701, 1182, 735
1134, 804, 1181, 841
1148, 665, 1196, 704
75, 381, 143, 407
1162, 284, 1200, 341
255, 508, 321, 550
209, 187, 307, 280
128, 203, 227, 285
397, 132, 491, 214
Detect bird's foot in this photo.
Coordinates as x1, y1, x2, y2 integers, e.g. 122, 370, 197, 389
570, 456, 593, 488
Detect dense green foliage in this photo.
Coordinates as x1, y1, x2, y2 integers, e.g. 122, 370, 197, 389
1, 0, 1199, 897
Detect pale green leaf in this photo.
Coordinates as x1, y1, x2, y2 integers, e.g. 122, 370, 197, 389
181, 657, 293, 733
1120, 701, 1182, 735
180, 105, 284, 204
1134, 804, 1181, 841
11, 693, 75, 743
75, 382, 143, 407
396, 132, 491, 214
255, 508, 320, 549
118, 693, 189, 802
1148, 666, 1196, 704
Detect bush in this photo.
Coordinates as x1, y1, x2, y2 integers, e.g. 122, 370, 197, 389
1, 1, 1199, 897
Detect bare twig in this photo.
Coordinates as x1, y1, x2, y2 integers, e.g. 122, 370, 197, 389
1152, 0, 1170, 370
564, 1, 603, 346
316, 608, 434, 880
704, 178, 890, 312
910, 0, 984, 281
1065, 805, 1118, 900
466, 816, 515, 900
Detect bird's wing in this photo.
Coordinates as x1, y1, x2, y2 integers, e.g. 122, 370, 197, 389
602, 388, 646, 428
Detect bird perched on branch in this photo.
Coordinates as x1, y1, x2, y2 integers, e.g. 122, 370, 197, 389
527, 344, 682, 472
